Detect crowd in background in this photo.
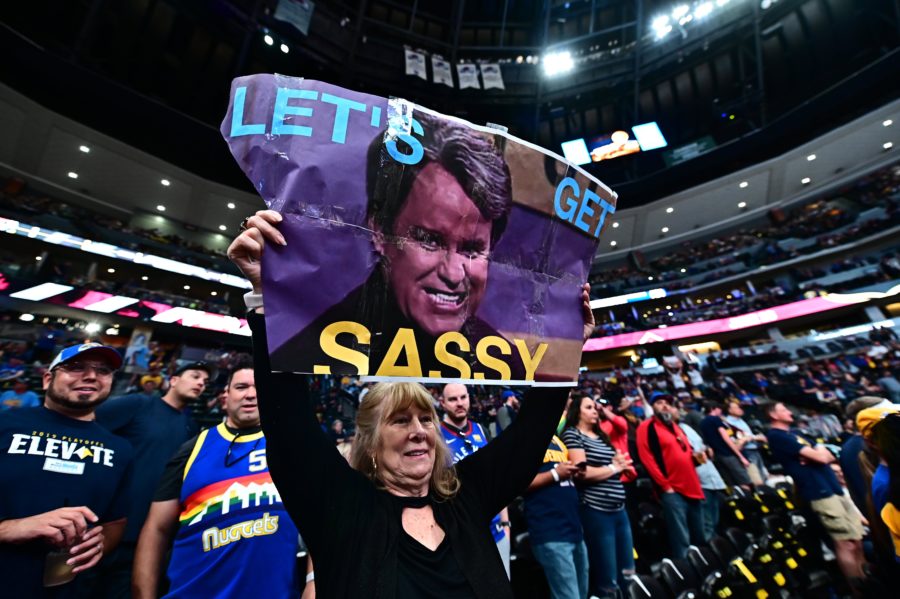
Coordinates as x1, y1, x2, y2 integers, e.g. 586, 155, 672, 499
589, 162, 900, 296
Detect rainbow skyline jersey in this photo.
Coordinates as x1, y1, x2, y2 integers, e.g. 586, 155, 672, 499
165, 423, 298, 598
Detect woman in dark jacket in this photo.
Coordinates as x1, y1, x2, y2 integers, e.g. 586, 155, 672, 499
228, 210, 594, 598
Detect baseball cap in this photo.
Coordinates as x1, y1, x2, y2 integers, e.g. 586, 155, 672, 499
649, 392, 674, 404
855, 402, 900, 439
173, 361, 216, 378
49, 343, 123, 371
502, 390, 517, 400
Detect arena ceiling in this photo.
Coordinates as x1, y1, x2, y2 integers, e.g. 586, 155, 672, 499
1, 0, 898, 206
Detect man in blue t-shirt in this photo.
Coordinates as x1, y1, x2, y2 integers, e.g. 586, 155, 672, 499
439, 383, 511, 577
765, 402, 867, 588
523, 435, 587, 599
0, 343, 133, 598
93, 361, 211, 594
0, 377, 41, 409
700, 401, 752, 490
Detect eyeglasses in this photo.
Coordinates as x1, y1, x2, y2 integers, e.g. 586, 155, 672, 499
55, 362, 115, 377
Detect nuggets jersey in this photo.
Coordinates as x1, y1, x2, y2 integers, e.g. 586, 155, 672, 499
166, 424, 298, 598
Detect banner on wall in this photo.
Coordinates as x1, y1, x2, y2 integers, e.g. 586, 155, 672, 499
404, 49, 427, 80
431, 56, 454, 87
273, 0, 315, 36
480, 63, 505, 89
456, 63, 481, 89
222, 75, 617, 385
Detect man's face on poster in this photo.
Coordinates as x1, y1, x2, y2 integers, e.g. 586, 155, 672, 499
377, 162, 492, 337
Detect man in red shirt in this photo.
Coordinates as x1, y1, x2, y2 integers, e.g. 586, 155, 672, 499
637, 393, 705, 559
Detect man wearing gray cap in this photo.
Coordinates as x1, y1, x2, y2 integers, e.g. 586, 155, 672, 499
92, 361, 212, 597
0, 342, 133, 598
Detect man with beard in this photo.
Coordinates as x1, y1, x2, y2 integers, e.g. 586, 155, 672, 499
0, 343, 133, 598
439, 383, 511, 577
92, 361, 212, 596
636, 393, 705, 559
133, 360, 301, 599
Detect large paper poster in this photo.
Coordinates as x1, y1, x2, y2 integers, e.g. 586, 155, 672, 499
222, 75, 617, 385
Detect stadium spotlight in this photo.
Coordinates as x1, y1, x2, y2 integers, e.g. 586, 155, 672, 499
885, 142, 894, 150
738, 201, 747, 208
67, 171, 78, 179
85, 323, 101, 334
801, 177, 811, 185
661, 226, 670, 233
19, 314, 35, 322
716, 0, 730, 6
694, 2, 713, 19
807, 154, 816, 161
79, 145, 90, 153
672, 5, 690, 20
739, 181, 748, 188
666, 207, 674, 213
612, 222, 620, 228
652, 16, 673, 39
610, 241, 617, 247
156, 205, 166, 211
280, 43, 289, 54
263, 34, 274, 46
219, 225, 227, 231
542, 51, 574, 77
161, 178, 170, 186
884, 119, 893, 127
227, 202, 236, 209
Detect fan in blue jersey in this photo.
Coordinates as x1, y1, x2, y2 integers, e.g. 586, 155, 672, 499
439, 383, 511, 577
133, 361, 303, 599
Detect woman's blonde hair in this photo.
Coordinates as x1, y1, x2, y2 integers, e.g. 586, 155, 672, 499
350, 382, 460, 499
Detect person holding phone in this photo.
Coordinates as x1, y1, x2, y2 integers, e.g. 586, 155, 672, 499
561, 393, 635, 599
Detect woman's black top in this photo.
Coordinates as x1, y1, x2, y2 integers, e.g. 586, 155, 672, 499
248, 313, 567, 599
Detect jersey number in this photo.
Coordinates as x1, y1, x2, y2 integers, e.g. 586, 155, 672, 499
248, 449, 267, 472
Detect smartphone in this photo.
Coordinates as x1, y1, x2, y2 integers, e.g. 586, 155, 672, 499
576, 461, 588, 470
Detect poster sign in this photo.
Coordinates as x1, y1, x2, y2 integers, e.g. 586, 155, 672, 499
222, 75, 616, 385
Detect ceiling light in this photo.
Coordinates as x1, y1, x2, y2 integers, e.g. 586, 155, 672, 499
672, 5, 690, 20
542, 51, 574, 77
738, 201, 747, 208
648, 276, 654, 281
680, 268, 686, 273
85, 323, 101, 334
280, 43, 289, 54
157, 205, 166, 211
739, 181, 748, 188
67, 171, 78, 179
610, 240, 617, 247
884, 119, 893, 127
107, 268, 115, 273
183, 285, 191, 290
105, 327, 119, 336
801, 177, 811, 185
219, 225, 227, 231
227, 202, 236, 209
79, 145, 90, 153
612, 222, 620, 228
661, 226, 669, 233
807, 154, 816, 161
141, 276, 149, 281
264, 34, 274, 46
211, 291, 218, 296
35, 256, 42, 261
161, 179, 170, 186
651, 16, 672, 39
19, 313, 35, 322
884, 142, 894, 150
666, 207, 674, 213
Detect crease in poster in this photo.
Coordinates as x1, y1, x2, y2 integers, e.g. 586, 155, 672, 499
222, 74, 617, 386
